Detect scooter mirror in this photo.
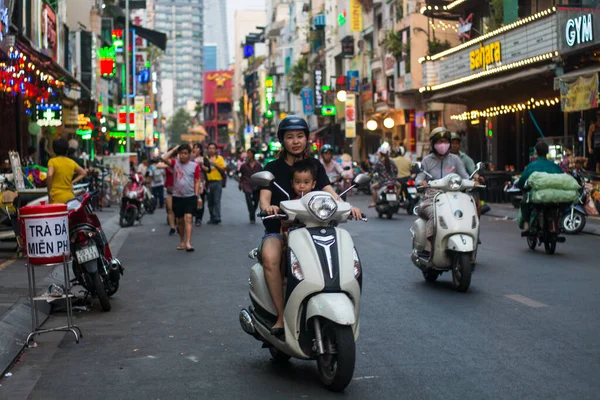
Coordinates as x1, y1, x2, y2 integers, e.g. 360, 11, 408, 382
251, 171, 276, 187
353, 173, 371, 187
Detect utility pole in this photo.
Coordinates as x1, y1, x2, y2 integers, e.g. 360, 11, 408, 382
125, 0, 131, 152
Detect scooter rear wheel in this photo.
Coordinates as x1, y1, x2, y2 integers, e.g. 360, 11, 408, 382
544, 235, 557, 255
92, 272, 111, 312
527, 236, 537, 250
317, 321, 355, 392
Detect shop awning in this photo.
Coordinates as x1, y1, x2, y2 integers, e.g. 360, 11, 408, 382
309, 125, 328, 141
16, 36, 91, 95
554, 66, 600, 90
427, 65, 554, 103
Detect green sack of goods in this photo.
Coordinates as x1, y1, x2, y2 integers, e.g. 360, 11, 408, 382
528, 189, 580, 204
527, 171, 580, 190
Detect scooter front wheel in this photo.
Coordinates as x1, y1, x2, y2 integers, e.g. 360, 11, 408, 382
451, 253, 472, 293
317, 321, 355, 392
561, 212, 586, 235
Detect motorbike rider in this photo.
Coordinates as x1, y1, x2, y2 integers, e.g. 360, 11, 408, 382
320, 144, 344, 186
450, 132, 478, 178
369, 142, 401, 207
259, 116, 362, 338
415, 127, 471, 242
392, 146, 415, 201
516, 141, 564, 232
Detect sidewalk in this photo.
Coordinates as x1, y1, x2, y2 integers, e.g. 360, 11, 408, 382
486, 203, 600, 236
0, 208, 121, 376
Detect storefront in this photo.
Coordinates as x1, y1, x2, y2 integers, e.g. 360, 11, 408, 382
420, 6, 563, 171
554, 6, 600, 164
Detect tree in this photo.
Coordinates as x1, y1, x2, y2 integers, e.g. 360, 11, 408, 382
167, 108, 192, 143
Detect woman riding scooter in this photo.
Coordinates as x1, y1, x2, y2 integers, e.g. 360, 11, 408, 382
416, 127, 471, 241
369, 142, 401, 207
259, 116, 362, 337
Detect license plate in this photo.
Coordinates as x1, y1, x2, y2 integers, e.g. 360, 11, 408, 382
386, 194, 397, 201
76, 246, 99, 264
407, 187, 417, 194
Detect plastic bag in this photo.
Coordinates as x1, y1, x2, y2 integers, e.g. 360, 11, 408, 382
528, 188, 579, 204
527, 172, 580, 191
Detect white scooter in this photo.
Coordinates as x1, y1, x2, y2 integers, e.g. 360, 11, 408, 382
240, 171, 369, 392
410, 170, 482, 292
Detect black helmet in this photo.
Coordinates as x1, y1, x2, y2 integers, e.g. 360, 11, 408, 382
277, 116, 309, 143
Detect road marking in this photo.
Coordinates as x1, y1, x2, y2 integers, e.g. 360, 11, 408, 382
0, 258, 16, 272
505, 294, 548, 308
186, 355, 199, 363
353, 376, 378, 381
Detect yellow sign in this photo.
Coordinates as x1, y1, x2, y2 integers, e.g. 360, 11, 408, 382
134, 96, 145, 141
560, 72, 599, 112
470, 41, 501, 71
350, 0, 362, 32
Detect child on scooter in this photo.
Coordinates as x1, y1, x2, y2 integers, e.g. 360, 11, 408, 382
290, 158, 318, 199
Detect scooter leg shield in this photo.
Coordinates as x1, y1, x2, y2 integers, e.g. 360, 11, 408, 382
447, 234, 475, 252
306, 293, 356, 326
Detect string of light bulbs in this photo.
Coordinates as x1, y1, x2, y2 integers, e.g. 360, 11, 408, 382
419, 51, 558, 93
450, 96, 561, 121
429, 20, 459, 33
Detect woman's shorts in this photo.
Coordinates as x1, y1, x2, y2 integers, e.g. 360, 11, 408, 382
172, 196, 197, 218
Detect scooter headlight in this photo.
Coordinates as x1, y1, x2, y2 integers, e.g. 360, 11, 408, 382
308, 195, 338, 221
448, 175, 462, 190
289, 249, 304, 281
127, 190, 138, 199
352, 247, 362, 279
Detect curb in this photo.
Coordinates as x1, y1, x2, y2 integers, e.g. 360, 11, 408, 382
0, 212, 122, 378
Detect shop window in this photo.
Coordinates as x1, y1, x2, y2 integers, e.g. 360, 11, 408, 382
217, 125, 229, 144
217, 103, 232, 121
207, 126, 216, 142
204, 104, 215, 122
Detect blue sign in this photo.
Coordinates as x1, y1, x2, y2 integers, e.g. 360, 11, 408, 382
138, 69, 150, 84
347, 70, 359, 92
301, 88, 315, 115
243, 45, 254, 58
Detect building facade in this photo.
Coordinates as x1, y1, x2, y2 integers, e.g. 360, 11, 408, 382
204, 43, 218, 71
154, 0, 204, 116
204, 0, 229, 69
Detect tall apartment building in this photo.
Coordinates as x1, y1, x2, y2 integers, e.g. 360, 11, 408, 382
204, 0, 229, 69
154, 0, 204, 117
204, 44, 218, 71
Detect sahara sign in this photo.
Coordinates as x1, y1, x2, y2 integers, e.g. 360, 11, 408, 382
470, 41, 501, 71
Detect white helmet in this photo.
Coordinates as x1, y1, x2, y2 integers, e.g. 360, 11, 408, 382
378, 142, 391, 155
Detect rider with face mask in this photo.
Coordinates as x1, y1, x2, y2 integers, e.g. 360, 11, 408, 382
416, 127, 470, 240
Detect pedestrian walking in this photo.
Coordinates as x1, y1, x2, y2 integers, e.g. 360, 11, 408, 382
192, 143, 211, 226
148, 159, 165, 209
161, 145, 201, 251
239, 148, 263, 224
158, 148, 177, 235
206, 142, 226, 225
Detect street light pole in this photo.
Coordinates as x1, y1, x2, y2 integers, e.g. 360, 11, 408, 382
125, 0, 131, 153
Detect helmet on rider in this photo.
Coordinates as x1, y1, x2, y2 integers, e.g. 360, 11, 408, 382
378, 142, 391, 156
321, 144, 333, 154
429, 127, 452, 156
450, 132, 461, 142
277, 116, 310, 156
450, 132, 462, 154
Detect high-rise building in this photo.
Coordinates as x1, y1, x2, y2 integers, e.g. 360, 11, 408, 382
203, 0, 229, 69
204, 44, 218, 71
153, 0, 203, 118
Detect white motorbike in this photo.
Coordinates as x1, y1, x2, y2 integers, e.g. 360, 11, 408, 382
239, 171, 369, 392
410, 171, 481, 292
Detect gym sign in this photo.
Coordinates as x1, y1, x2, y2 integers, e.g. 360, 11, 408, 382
470, 41, 501, 71
558, 8, 600, 54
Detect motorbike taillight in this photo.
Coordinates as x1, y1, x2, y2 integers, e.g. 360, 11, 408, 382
74, 231, 92, 245
407, 180, 415, 187
387, 184, 395, 190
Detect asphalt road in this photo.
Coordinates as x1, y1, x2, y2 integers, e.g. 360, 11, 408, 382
1, 186, 599, 399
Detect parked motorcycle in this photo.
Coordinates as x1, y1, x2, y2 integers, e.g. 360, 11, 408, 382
410, 173, 481, 292
239, 171, 370, 392
66, 191, 123, 311
120, 173, 153, 227
561, 170, 594, 234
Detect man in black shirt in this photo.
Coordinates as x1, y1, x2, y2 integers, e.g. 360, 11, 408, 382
258, 116, 361, 338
